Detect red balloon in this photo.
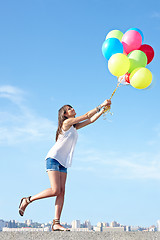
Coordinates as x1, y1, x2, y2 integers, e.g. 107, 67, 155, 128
139, 44, 154, 64
125, 72, 130, 84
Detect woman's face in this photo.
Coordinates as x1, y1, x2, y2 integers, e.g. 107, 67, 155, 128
64, 105, 76, 118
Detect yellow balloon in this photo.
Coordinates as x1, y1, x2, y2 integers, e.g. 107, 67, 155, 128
106, 30, 123, 42
130, 67, 152, 89
108, 53, 130, 77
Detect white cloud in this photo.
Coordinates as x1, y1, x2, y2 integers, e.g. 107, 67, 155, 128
0, 85, 56, 145
73, 147, 160, 180
0, 85, 24, 105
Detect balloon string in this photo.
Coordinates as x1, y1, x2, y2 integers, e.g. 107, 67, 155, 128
103, 78, 120, 116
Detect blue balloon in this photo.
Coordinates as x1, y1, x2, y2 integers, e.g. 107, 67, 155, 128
102, 38, 123, 60
126, 28, 144, 43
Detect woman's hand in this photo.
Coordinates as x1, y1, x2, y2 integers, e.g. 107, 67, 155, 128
101, 99, 111, 108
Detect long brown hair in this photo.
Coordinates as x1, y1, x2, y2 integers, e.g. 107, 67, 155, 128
55, 104, 73, 141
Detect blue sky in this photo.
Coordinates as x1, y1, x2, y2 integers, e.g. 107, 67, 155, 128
0, 0, 160, 227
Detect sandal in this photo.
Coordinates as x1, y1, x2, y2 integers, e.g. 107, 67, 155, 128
19, 196, 32, 216
52, 219, 70, 231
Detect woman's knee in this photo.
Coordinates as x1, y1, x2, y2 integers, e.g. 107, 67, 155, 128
51, 187, 61, 196
54, 187, 65, 197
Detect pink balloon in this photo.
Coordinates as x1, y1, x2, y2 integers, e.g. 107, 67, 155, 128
122, 30, 142, 54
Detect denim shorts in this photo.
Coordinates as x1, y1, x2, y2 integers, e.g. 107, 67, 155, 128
46, 158, 67, 173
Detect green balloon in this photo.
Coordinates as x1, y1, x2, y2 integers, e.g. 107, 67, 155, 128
106, 30, 123, 42
128, 50, 147, 73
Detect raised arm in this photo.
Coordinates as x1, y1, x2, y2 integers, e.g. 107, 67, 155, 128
75, 107, 106, 129
63, 99, 111, 130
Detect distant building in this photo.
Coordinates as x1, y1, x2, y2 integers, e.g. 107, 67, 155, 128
71, 220, 81, 229
25, 220, 32, 226
8, 220, 16, 228
93, 222, 102, 232
84, 220, 92, 230
94, 221, 126, 232
110, 221, 120, 227
71, 220, 92, 231
102, 222, 109, 227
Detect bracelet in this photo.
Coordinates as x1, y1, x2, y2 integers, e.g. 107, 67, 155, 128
96, 105, 101, 113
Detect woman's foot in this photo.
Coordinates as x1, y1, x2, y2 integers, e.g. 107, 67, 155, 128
19, 196, 32, 216
52, 219, 70, 231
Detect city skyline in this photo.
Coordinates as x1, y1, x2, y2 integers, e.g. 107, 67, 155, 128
0, 218, 158, 234
0, 0, 160, 227
0, 218, 159, 229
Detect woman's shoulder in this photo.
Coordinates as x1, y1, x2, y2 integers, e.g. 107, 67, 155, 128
62, 119, 75, 131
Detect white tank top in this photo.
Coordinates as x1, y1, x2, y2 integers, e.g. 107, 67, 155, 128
45, 126, 78, 168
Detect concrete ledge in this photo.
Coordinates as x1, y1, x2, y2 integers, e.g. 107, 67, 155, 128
0, 231, 160, 240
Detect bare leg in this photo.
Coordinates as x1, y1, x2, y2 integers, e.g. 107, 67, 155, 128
53, 172, 68, 231
55, 172, 67, 219
19, 171, 61, 214
30, 171, 61, 201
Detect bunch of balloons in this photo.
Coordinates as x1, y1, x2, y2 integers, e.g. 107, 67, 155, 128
102, 28, 154, 89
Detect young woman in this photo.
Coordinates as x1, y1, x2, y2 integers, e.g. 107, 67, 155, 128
19, 99, 111, 231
